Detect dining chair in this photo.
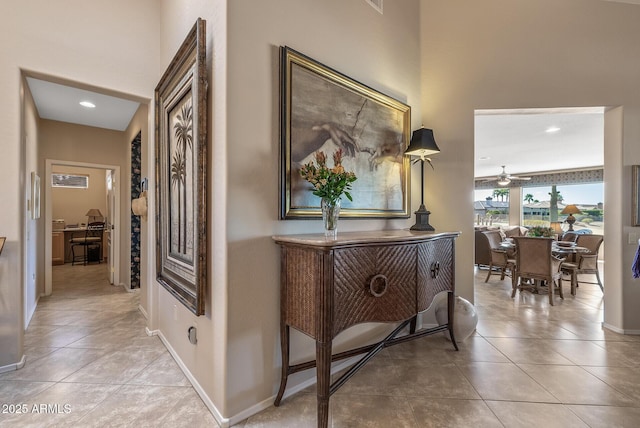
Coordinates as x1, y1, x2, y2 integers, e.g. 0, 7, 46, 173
70, 221, 105, 265
482, 230, 516, 282
561, 234, 604, 295
561, 232, 578, 242
512, 237, 564, 305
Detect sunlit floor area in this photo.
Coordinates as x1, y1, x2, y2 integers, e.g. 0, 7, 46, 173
235, 263, 640, 427
0, 263, 215, 427
3, 262, 640, 427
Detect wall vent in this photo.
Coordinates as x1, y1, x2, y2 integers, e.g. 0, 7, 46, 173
365, 0, 383, 14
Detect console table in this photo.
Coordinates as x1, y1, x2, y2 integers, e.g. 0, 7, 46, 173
272, 230, 459, 428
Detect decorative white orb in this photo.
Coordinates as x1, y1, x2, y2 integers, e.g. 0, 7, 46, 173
435, 295, 478, 342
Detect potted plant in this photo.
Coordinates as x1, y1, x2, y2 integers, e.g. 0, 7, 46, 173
527, 226, 555, 237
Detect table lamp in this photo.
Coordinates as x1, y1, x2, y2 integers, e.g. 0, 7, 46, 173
550, 221, 564, 238
86, 208, 103, 224
560, 204, 581, 231
404, 127, 440, 231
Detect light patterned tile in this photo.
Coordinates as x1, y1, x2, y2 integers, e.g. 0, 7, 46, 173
409, 397, 503, 428
519, 364, 637, 406
457, 362, 558, 402
567, 404, 640, 427
486, 401, 589, 427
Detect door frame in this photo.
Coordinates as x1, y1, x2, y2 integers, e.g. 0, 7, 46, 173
44, 159, 121, 295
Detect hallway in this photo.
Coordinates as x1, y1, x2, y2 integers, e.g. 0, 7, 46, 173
0, 263, 215, 427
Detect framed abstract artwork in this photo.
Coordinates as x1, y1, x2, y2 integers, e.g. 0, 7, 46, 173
279, 46, 411, 219
155, 18, 207, 315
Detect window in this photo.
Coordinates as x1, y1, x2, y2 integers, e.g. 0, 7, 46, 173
522, 183, 603, 233
51, 173, 88, 189
474, 188, 510, 227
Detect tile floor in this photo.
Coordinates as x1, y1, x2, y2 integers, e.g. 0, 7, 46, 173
0, 263, 216, 427
3, 262, 640, 427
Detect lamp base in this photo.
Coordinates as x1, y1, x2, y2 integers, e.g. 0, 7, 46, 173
566, 215, 576, 231
410, 205, 435, 231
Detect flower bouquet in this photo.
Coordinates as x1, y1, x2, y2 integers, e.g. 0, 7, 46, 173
299, 149, 357, 237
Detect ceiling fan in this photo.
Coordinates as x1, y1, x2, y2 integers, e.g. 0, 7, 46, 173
483, 165, 532, 186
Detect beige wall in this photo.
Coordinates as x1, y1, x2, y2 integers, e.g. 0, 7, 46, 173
225, 0, 422, 419
155, 0, 227, 422
155, 0, 422, 422
51, 166, 107, 227
419, 0, 640, 331
23, 77, 41, 338
0, 0, 160, 368
40, 120, 132, 286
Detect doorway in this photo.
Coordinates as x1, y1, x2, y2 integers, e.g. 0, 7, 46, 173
44, 159, 121, 296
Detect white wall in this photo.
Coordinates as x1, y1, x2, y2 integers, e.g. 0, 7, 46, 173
0, 0, 160, 368
420, 0, 640, 331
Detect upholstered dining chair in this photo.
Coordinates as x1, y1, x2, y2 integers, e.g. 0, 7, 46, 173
561, 234, 604, 295
512, 236, 564, 305
70, 221, 105, 265
483, 230, 516, 283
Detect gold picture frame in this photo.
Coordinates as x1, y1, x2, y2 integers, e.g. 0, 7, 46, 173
279, 46, 411, 219
155, 18, 207, 315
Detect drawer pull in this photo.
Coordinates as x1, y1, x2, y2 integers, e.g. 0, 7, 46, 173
430, 261, 441, 279
368, 274, 388, 297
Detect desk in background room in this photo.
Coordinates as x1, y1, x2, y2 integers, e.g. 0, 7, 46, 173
52, 228, 107, 264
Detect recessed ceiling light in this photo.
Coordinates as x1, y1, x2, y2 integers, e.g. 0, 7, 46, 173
545, 126, 560, 133
79, 101, 96, 108
479, 156, 491, 161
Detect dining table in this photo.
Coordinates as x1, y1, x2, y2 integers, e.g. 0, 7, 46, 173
500, 238, 590, 298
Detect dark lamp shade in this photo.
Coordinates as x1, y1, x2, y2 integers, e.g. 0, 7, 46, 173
561, 205, 582, 215
404, 128, 441, 159
85, 208, 103, 217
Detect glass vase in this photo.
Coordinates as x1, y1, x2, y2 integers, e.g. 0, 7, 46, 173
321, 198, 341, 239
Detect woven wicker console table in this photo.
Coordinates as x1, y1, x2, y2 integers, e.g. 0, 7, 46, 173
272, 230, 460, 428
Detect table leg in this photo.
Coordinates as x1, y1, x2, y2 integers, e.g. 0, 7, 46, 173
447, 291, 459, 351
409, 315, 417, 334
316, 340, 332, 428
274, 325, 290, 406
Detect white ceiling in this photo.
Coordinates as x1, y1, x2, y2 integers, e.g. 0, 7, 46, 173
474, 107, 605, 180
26, 77, 140, 131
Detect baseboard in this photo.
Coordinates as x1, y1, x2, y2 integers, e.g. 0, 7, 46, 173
226, 355, 360, 426
602, 322, 640, 335
138, 305, 149, 320
0, 354, 26, 374
147, 327, 361, 427
25, 293, 40, 328
155, 330, 229, 428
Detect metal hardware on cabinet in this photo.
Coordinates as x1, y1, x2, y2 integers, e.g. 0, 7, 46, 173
368, 274, 388, 297
430, 261, 441, 279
